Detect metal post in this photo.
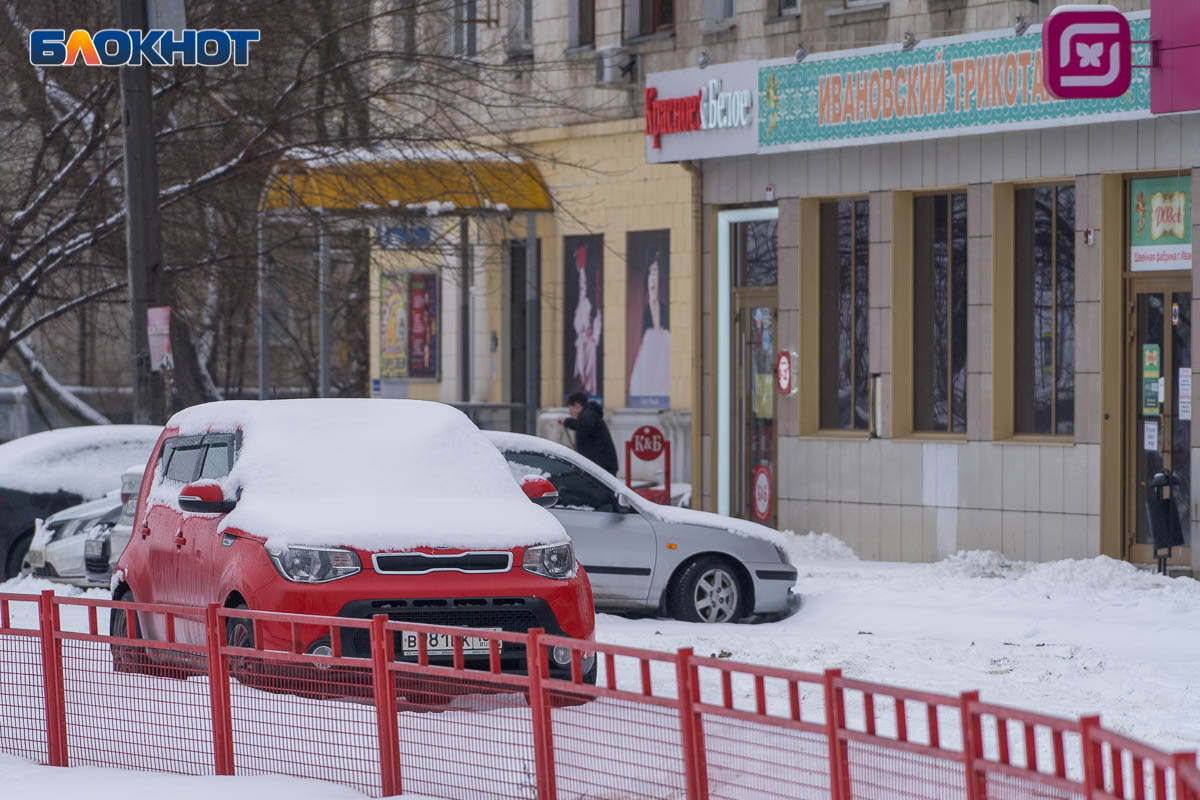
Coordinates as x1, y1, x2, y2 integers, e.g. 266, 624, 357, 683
960, 691, 984, 800
524, 212, 539, 435
674, 648, 709, 800
318, 221, 331, 398
38, 590, 67, 767
822, 669, 846, 800
118, 0, 166, 423
459, 217, 471, 403
525, 628, 556, 800
370, 614, 401, 796
204, 604, 234, 775
257, 213, 269, 400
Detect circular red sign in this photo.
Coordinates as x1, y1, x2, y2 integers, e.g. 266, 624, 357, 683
630, 425, 666, 461
776, 350, 793, 395
752, 465, 772, 522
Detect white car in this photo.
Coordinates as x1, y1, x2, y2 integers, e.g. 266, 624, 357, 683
84, 464, 144, 584
487, 431, 798, 623
26, 493, 122, 587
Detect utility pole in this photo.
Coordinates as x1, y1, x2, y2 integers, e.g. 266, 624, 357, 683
118, 0, 167, 423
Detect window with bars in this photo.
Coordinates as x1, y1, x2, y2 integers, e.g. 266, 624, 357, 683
913, 192, 968, 433
1014, 184, 1075, 435
819, 199, 870, 430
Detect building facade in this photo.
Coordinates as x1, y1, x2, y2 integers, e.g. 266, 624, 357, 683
646, 5, 1198, 569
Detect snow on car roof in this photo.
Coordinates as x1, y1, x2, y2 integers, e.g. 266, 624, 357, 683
168, 399, 566, 551
0, 425, 160, 499
485, 430, 790, 549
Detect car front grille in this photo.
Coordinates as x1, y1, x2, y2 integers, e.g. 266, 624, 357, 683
33, 565, 58, 578
337, 597, 558, 661
84, 554, 110, 574
373, 552, 512, 574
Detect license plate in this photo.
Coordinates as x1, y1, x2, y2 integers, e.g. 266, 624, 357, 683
400, 629, 501, 656
27, 550, 44, 568
85, 540, 105, 557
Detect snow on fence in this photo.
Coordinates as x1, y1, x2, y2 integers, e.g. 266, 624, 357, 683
1, 589, 1198, 800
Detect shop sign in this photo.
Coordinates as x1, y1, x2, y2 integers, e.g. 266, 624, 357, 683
1041, 5, 1132, 100
630, 425, 666, 461
776, 350, 797, 396
147, 306, 172, 372
646, 62, 760, 163
758, 13, 1149, 153
1143, 344, 1161, 416
1130, 176, 1192, 271
752, 465, 772, 522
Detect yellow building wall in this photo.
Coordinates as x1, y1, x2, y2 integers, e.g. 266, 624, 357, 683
369, 119, 697, 414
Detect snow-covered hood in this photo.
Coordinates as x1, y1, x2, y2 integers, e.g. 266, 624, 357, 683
0, 425, 160, 499
167, 399, 567, 552
485, 430, 789, 550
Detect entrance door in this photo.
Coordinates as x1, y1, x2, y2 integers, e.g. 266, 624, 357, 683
733, 296, 777, 525
1126, 279, 1192, 563
508, 239, 540, 433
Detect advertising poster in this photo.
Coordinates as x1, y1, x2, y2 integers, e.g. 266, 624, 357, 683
407, 273, 438, 379
626, 230, 671, 408
1130, 176, 1192, 271
379, 273, 409, 378
563, 234, 604, 402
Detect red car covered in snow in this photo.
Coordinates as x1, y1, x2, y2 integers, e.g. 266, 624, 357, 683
111, 399, 595, 688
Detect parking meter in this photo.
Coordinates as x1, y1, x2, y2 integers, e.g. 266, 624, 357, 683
1145, 469, 1185, 574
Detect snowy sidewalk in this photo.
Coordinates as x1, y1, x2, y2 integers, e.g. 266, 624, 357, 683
600, 534, 1200, 754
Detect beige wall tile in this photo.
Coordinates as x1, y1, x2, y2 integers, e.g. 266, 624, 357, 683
1040, 513, 1065, 562
1002, 510, 1025, 559
1040, 447, 1065, 514
1062, 445, 1089, 516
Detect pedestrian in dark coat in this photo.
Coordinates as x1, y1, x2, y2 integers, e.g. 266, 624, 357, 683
563, 391, 619, 476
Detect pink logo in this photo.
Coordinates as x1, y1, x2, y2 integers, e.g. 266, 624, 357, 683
1042, 5, 1131, 100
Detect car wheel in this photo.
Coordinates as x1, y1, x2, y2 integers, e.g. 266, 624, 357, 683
6, 532, 32, 579
671, 557, 745, 624
226, 603, 264, 687
547, 656, 598, 709
109, 590, 148, 674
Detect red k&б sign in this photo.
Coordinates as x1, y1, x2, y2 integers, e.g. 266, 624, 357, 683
1042, 5, 1132, 100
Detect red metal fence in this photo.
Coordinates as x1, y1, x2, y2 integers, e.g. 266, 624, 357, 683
1, 588, 1198, 799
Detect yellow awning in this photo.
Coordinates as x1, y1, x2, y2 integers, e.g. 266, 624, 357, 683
261, 148, 553, 214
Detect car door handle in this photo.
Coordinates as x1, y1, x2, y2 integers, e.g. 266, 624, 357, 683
173, 531, 187, 548
140, 523, 151, 540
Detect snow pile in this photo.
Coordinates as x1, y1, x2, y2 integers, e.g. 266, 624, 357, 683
932, 549, 1030, 579
0, 425, 160, 498
168, 399, 566, 551
484, 430, 790, 548
781, 531, 859, 563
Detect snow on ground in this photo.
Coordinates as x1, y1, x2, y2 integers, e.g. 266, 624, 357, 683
5, 535, 1200, 795
0, 753, 446, 799
598, 533, 1200, 754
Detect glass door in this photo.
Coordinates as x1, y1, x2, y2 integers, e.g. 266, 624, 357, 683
1127, 280, 1192, 563
733, 296, 777, 525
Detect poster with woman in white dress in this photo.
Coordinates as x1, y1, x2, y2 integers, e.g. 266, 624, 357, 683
626, 230, 670, 408
563, 234, 604, 402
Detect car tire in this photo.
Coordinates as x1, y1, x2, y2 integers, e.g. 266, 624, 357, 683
547, 656, 598, 709
226, 603, 265, 687
671, 556, 746, 624
109, 590, 149, 674
6, 532, 32, 580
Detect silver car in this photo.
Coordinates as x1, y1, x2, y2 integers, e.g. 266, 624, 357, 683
83, 464, 144, 586
25, 493, 122, 587
487, 431, 798, 624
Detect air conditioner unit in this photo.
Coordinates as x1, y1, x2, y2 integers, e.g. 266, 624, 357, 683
595, 46, 635, 88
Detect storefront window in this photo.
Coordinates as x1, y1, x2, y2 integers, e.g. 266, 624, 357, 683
1014, 184, 1075, 435
734, 220, 778, 287
913, 192, 968, 433
819, 199, 869, 430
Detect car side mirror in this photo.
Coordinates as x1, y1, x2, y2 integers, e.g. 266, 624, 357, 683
520, 476, 559, 509
179, 481, 236, 514
616, 492, 634, 512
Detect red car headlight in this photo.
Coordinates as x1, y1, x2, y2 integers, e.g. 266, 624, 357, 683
268, 545, 361, 583
522, 542, 576, 580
